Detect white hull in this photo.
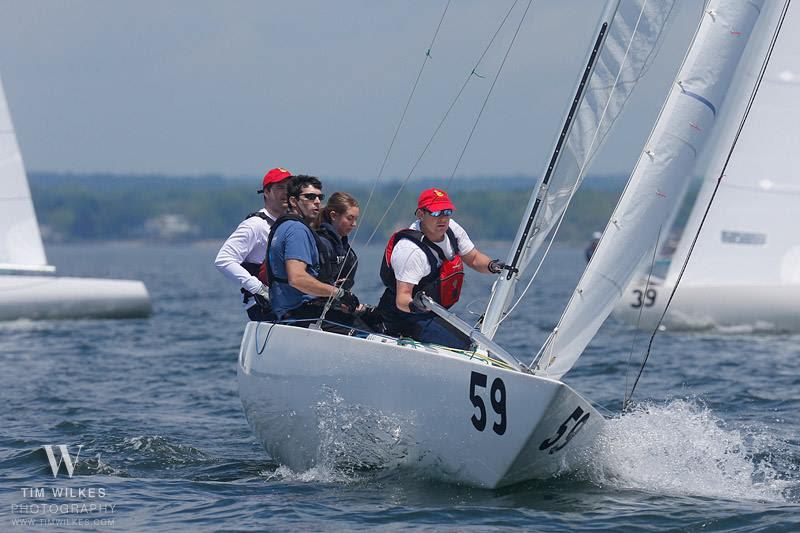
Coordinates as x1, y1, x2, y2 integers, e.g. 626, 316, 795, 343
238, 323, 603, 489
0, 275, 151, 320
615, 278, 800, 331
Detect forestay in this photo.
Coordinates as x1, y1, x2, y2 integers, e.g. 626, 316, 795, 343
481, 0, 677, 338
0, 75, 52, 272
665, 1, 798, 289
537, 0, 766, 379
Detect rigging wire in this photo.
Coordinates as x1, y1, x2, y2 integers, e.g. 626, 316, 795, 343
319, 0, 531, 324
445, 0, 535, 187
345, 0, 452, 251
497, 0, 652, 331
624, 0, 792, 407
314, 1, 452, 323
623, 223, 662, 412
357, 0, 525, 253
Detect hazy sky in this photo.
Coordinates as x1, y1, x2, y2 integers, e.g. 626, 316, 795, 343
0, 1, 703, 181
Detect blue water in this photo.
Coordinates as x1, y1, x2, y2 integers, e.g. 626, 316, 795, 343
2, 242, 798, 531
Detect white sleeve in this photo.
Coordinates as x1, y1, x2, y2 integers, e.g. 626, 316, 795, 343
391, 240, 432, 285
449, 220, 475, 256
214, 222, 263, 295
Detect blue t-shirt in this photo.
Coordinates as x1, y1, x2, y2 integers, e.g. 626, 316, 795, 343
268, 220, 320, 318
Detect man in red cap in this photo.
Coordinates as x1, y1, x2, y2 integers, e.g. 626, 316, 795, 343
214, 167, 293, 321
377, 187, 507, 348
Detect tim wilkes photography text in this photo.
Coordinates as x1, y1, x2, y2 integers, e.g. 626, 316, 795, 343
9, 445, 116, 529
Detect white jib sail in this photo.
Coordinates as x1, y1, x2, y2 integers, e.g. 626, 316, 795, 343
537, 0, 766, 379
665, 0, 798, 289
481, 0, 677, 338
0, 75, 52, 272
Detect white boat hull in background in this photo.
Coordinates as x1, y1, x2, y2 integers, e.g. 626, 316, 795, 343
615, 278, 800, 331
238, 323, 603, 489
0, 275, 151, 320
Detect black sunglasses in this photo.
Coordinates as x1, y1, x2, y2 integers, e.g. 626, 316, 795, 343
423, 208, 453, 217
298, 192, 325, 201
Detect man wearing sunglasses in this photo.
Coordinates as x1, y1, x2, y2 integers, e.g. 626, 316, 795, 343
266, 175, 360, 328
214, 166, 292, 321
378, 187, 507, 348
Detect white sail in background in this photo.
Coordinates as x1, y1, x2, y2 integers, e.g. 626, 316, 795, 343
538, 0, 768, 379
0, 73, 151, 320
0, 75, 51, 272
481, 0, 677, 338
666, 1, 799, 290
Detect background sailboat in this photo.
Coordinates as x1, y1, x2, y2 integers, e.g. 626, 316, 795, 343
0, 75, 151, 320
615, 1, 800, 332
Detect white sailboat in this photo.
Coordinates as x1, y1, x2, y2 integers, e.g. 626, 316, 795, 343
616, 1, 799, 332
238, 0, 772, 488
0, 76, 151, 320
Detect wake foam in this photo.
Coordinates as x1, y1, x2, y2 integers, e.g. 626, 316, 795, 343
665, 313, 782, 333
315, 387, 414, 473
260, 464, 359, 485
585, 399, 795, 502
259, 387, 417, 485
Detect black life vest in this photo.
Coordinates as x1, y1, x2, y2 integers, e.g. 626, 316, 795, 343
380, 228, 464, 309
264, 214, 333, 286
315, 222, 358, 290
240, 211, 275, 304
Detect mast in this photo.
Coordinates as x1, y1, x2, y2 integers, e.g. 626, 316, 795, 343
480, 0, 678, 339
537, 0, 772, 379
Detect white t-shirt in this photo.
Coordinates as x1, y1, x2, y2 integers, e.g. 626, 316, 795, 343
390, 219, 475, 285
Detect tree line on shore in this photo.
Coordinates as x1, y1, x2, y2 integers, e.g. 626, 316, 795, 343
29, 172, 629, 244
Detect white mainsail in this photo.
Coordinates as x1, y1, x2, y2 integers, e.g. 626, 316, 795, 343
0, 75, 52, 272
538, 0, 768, 379
665, 1, 799, 290
481, 0, 677, 338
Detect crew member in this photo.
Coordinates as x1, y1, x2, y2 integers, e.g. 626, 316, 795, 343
267, 175, 360, 328
315, 192, 360, 290
585, 231, 602, 262
377, 187, 507, 348
214, 167, 292, 321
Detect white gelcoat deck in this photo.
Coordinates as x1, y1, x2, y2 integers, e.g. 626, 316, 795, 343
238, 323, 603, 489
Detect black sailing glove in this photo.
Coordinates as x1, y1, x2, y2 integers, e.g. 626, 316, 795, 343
333, 287, 359, 313
409, 292, 430, 314
340, 291, 360, 313
488, 259, 507, 274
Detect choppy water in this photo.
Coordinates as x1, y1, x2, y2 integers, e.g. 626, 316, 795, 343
2, 242, 798, 531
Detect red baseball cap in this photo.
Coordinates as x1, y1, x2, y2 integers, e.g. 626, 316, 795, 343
257, 167, 293, 193
417, 187, 455, 212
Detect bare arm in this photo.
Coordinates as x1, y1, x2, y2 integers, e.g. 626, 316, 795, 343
394, 281, 416, 313
286, 260, 338, 297
462, 248, 494, 273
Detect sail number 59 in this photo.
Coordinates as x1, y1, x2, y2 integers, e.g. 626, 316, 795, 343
469, 371, 506, 435
538, 407, 590, 454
